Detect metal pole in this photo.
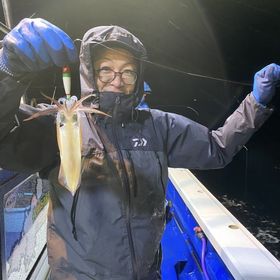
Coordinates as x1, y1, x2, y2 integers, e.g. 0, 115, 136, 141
1, 0, 13, 28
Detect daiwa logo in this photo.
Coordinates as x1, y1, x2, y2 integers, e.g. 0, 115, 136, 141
132, 137, 147, 147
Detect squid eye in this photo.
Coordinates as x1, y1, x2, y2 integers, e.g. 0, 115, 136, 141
70, 96, 78, 102
58, 97, 66, 105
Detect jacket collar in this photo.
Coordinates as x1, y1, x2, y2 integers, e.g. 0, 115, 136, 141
97, 91, 136, 122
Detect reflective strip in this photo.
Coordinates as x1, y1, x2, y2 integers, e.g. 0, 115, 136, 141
0, 55, 14, 77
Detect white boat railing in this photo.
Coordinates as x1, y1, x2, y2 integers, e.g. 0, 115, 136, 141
168, 168, 280, 280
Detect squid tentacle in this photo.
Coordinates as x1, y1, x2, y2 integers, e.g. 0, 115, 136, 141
23, 108, 59, 121
70, 94, 96, 111
77, 107, 111, 117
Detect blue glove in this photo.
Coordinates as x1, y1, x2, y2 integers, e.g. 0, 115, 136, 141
253, 63, 280, 106
0, 18, 78, 78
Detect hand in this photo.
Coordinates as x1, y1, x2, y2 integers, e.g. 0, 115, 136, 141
253, 63, 280, 106
0, 18, 78, 77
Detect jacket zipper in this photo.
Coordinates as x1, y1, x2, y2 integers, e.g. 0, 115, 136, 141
155, 153, 165, 195
112, 96, 138, 280
127, 150, 138, 197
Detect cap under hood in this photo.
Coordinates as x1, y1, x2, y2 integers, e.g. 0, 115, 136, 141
79, 25, 147, 117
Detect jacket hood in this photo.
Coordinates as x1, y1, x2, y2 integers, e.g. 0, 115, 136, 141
79, 25, 147, 117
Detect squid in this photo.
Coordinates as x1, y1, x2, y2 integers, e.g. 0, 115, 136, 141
25, 93, 109, 195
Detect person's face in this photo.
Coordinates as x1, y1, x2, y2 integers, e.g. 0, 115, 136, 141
94, 48, 138, 95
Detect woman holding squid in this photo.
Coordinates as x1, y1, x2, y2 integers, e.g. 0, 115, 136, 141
0, 18, 279, 280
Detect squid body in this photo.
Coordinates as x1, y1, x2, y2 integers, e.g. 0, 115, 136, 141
25, 94, 108, 195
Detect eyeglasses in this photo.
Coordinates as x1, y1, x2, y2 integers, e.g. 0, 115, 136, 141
95, 67, 138, 85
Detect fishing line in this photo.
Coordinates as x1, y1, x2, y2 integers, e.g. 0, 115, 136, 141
51, 86, 57, 105
242, 145, 249, 199
143, 59, 252, 87
92, 43, 252, 87
155, 104, 200, 117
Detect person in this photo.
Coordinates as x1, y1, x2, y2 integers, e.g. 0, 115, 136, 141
136, 81, 151, 109
0, 18, 279, 280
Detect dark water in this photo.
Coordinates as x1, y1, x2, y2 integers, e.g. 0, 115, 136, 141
217, 194, 280, 261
